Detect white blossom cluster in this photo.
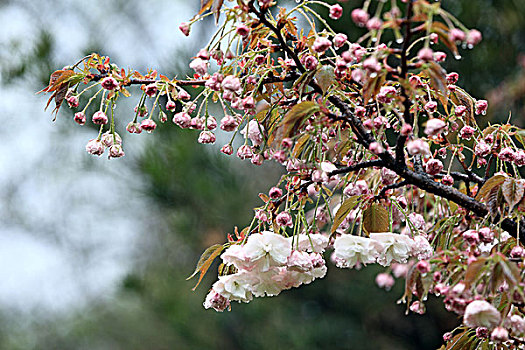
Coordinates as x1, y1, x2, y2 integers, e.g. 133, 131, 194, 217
204, 231, 329, 312
333, 232, 433, 268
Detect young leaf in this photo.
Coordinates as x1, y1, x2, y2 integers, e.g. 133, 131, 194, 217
187, 243, 224, 290
331, 196, 360, 234
268, 101, 320, 146
362, 203, 389, 234
475, 174, 506, 201
501, 178, 525, 212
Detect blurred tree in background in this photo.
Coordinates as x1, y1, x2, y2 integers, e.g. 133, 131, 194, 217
0, 0, 524, 349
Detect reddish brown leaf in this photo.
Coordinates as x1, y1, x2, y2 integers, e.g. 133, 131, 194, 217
187, 243, 224, 290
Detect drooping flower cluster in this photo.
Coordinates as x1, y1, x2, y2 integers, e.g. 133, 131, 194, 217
204, 231, 328, 311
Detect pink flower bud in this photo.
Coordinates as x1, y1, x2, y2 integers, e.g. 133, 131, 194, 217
366, 17, 382, 31
333, 33, 347, 48
273, 150, 287, 163
220, 144, 233, 155
351, 8, 369, 27
236, 23, 250, 37
434, 51, 447, 62
375, 273, 395, 290
92, 111, 108, 125
510, 246, 525, 259
407, 139, 430, 156
430, 33, 439, 44
425, 159, 444, 176
269, 187, 283, 200
126, 122, 142, 134
467, 29, 482, 46
179, 22, 190, 36
491, 327, 509, 343
140, 119, 157, 132
189, 58, 208, 76
101, 132, 122, 147
449, 28, 466, 42
478, 227, 494, 244
459, 126, 475, 140
276, 211, 293, 227
442, 174, 454, 186
416, 260, 431, 274
303, 55, 318, 71
329, 4, 343, 20
241, 96, 255, 110
172, 112, 191, 128
237, 145, 253, 159
498, 147, 516, 163
363, 57, 381, 73
220, 115, 239, 132
108, 144, 125, 158
222, 75, 242, 92
418, 48, 434, 62
197, 48, 210, 60
447, 72, 459, 84
368, 141, 384, 155
101, 76, 119, 91
475, 100, 488, 115
85, 139, 104, 156
455, 105, 467, 117
424, 118, 446, 136
166, 100, 176, 112
476, 327, 489, 338
74, 112, 86, 125
400, 123, 413, 136
313, 37, 331, 53
198, 130, 216, 144
67, 95, 79, 108
178, 89, 191, 100
145, 83, 158, 97
355, 106, 366, 118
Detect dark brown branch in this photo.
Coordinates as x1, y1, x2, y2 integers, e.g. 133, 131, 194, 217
329, 160, 384, 177
376, 180, 409, 200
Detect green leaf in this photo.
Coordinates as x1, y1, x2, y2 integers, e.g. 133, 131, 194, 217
187, 243, 224, 291
362, 203, 389, 234
331, 196, 360, 234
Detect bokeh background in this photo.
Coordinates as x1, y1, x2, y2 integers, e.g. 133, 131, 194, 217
0, 0, 523, 349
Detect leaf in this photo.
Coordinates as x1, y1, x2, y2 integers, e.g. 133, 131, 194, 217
499, 259, 520, 288
268, 101, 320, 146
425, 62, 449, 114
363, 72, 386, 104
475, 174, 506, 201
486, 186, 503, 218
331, 196, 360, 234
430, 21, 460, 60
187, 244, 224, 290
362, 203, 389, 234
292, 133, 311, 158
464, 257, 487, 288
195, 0, 224, 24
501, 178, 525, 212
314, 66, 335, 94
450, 86, 476, 126
37, 69, 75, 94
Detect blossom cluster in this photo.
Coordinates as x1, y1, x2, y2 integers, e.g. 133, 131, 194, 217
204, 231, 328, 311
